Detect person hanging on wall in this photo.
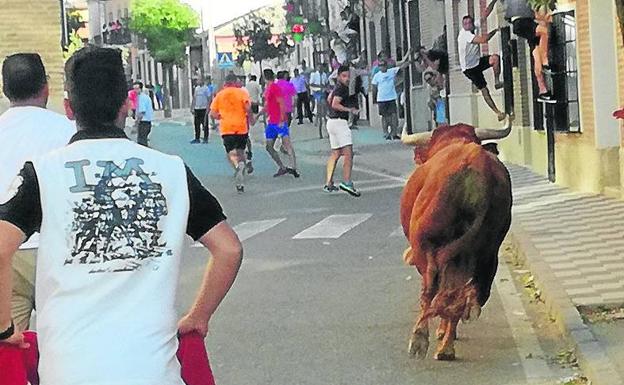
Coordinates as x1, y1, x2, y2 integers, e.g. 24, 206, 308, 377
457, 15, 506, 121
504, 0, 555, 102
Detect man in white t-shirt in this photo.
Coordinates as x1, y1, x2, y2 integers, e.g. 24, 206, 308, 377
458, 14, 506, 121
0, 53, 76, 331
0, 47, 242, 385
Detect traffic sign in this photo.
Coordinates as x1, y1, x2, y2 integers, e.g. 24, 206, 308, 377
217, 52, 235, 69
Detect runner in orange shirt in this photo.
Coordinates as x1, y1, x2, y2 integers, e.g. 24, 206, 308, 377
210, 73, 253, 193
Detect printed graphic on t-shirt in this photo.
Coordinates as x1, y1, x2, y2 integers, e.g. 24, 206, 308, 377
64, 157, 172, 273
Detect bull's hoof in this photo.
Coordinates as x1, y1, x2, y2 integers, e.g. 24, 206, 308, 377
408, 329, 429, 359
434, 348, 456, 361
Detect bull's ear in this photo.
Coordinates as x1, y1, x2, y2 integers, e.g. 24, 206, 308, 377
475, 114, 512, 141
401, 123, 433, 146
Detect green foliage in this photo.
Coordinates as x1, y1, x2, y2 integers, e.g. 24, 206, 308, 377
63, 32, 85, 62
129, 0, 199, 64
527, 0, 557, 10
233, 13, 293, 66
66, 9, 86, 34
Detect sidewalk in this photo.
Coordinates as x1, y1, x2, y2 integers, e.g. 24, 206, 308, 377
507, 163, 624, 385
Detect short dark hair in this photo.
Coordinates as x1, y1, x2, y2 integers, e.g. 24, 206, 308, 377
276, 71, 286, 80
65, 47, 127, 130
249, 75, 257, 81
2, 53, 47, 101
462, 15, 474, 22
264, 69, 275, 81
225, 73, 238, 83
338, 65, 350, 74
133, 81, 143, 89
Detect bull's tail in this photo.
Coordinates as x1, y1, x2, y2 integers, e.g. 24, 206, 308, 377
419, 167, 491, 321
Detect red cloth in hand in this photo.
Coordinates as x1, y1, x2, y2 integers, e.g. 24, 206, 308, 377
176, 332, 216, 385
613, 108, 624, 119
0, 331, 214, 385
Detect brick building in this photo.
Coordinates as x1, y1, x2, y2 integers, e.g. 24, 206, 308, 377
0, 0, 65, 113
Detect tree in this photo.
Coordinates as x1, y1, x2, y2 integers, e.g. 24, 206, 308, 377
129, 0, 199, 117
233, 14, 293, 78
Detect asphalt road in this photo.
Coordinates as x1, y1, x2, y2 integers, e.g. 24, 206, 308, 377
147, 120, 583, 385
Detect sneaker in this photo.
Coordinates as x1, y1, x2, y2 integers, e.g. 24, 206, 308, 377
202, 139, 209, 144
339, 182, 361, 197
235, 162, 245, 186
246, 161, 254, 174
190, 139, 200, 144
323, 184, 340, 193
273, 168, 289, 177
392, 135, 401, 140
236, 185, 245, 194
538, 92, 556, 103
286, 168, 300, 178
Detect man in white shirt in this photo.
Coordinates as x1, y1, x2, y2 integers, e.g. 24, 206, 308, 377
310, 63, 329, 121
457, 14, 506, 121
0, 47, 242, 385
0, 53, 75, 332
245, 74, 262, 114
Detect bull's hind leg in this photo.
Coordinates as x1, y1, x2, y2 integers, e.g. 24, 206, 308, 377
462, 284, 482, 323
408, 265, 437, 359
408, 311, 430, 359
436, 318, 448, 340
434, 318, 459, 361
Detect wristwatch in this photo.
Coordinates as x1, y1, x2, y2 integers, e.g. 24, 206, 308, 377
0, 320, 15, 341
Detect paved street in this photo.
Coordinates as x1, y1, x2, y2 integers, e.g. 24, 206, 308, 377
147, 119, 583, 385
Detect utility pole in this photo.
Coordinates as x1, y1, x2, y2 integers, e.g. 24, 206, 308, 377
60, 0, 68, 48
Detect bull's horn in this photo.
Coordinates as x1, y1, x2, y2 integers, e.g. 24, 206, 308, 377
475, 114, 513, 141
401, 123, 433, 146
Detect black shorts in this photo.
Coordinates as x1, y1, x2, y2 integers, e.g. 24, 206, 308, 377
512, 18, 539, 49
222, 134, 249, 153
378, 100, 397, 117
251, 103, 260, 114
463, 56, 493, 90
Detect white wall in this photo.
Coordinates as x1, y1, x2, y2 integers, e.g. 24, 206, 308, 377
590, 0, 621, 148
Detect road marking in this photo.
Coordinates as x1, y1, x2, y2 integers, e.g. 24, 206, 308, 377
262, 178, 396, 197
352, 166, 408, 183
292, 214, 372, 239
495, 258, 555, 383
192, 218, 286, 247
389, 225, 404, 237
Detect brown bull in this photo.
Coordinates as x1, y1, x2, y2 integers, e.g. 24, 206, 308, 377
399, 118, 513, 361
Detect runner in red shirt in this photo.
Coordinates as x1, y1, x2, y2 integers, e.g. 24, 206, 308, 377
263, 69, 299, 178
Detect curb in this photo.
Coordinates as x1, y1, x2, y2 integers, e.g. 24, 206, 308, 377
509, 222, 623, 385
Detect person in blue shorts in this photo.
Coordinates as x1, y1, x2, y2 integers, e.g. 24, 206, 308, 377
263, 69, 300, 178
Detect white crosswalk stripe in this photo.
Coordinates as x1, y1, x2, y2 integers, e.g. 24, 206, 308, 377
389, 225, 404, 238
292, 214, 372, 239
191, 218, 286, 247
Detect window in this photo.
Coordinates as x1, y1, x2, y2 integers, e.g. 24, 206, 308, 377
534, 10, 580, 132
408, 0, 422, 86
